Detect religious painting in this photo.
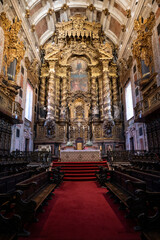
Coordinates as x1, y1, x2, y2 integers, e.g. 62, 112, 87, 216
70, 59, 88, 92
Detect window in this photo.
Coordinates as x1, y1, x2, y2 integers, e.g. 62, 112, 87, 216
157, 23, 160, 36
21, 66, 24, 75
25, 82, 33, 121
125, 82, 134, 120
19, 89, 23, 98
135, 87, 139, 96
139, 127, 143, 136
133, 65, 136, 73
16, 129, 20, 138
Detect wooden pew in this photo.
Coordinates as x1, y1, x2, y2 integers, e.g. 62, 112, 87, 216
119, 169, 160, 192
15, 171, 57, 226
114, 167, 160, 234
96, 166, 109, 186
105, 170, 146, 218
0, 213, 21, 240
0, 170, 34, 194
141, 230, 160, 240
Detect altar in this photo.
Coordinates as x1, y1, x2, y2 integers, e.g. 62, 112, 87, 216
60, 149, 101, 162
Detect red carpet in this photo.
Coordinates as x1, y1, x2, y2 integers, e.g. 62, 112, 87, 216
19, 182, 140, 240
52, 161, 107, 181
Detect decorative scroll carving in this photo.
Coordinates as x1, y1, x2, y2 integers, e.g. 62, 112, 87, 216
0, 12, 25, 98
25, 57, 39, 87
132, 12, 155, 78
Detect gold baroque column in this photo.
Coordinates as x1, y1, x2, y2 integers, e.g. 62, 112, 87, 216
60, 75, 68, 120
109, 63, 120, 120
46, 62, 56, 120
39, 76, 46, 106
102, 61, 112, 120
98, 76, 103, 120
112, 75, 120, 119
91, 76, 98, 118
56, 77, 60, 119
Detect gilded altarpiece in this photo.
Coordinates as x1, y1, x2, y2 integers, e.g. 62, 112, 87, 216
36, 15, 124, 153
0, 13, 24, 152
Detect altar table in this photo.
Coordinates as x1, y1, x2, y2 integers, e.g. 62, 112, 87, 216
60, 150, 101, 162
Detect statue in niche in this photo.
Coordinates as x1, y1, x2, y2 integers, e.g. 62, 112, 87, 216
93, 104, 99, 116
113, 105, 120, 119
44, 118, 55, 138
59, 106, 67, 118
103, 120, 114, 137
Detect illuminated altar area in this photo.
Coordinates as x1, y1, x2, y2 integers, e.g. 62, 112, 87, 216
35, 14, 124, 155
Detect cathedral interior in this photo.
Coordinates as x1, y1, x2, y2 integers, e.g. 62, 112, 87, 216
0, 0, 160, 239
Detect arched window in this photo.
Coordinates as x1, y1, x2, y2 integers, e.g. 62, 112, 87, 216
125, 82, 134, 120
25, 82, 33, 122
7, 58, 17, 80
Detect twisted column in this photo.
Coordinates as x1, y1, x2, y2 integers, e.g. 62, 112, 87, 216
102, 62, 112, 120
39, 76, 46, 106
56, 77, 60, 119
91, 76, 99, 120
91, 77, 97, 109
112, 76, 120, 119
46, 70, 56, 120
60, 76, 68, 120
98, 77, 103, 119
61, 77, 67, 107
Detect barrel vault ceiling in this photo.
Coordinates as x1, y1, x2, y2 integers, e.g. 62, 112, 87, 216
24, 0, 132, 46
11, 0, 157, 59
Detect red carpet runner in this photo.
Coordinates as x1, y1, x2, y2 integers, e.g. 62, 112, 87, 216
52, 161, 107, 181
19, 182, 140, 240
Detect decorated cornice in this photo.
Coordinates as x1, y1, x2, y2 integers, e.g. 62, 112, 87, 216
56, 14, 101, 41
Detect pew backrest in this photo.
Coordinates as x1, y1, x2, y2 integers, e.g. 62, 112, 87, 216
0, 171, 33, 194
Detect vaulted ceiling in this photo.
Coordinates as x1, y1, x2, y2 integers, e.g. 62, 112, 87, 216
24, 0, 132, 46
20, 0, 158, 61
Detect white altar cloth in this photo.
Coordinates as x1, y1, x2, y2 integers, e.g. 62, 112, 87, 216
60, 150, 101, 162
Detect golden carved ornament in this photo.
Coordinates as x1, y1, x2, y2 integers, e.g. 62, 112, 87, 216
47, 8, 54, 16
25, 57, 39, 86
126, 9, 131, 18
132, 12, 155, 76
31, 25, 35, 32
61, 4, 69, 11
25, 9, 30, 18
87, 4, 95, 12
121, 25, 126, 32
0, 12, 25, 97
103, 8, 110, 16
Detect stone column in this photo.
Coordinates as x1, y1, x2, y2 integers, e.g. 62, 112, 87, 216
102, 61, 112, 120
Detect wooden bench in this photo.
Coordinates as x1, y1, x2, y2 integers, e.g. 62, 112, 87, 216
0, 170, 34, 194
15, 171, 57, 225
141, 230, 160, 240
0, 213, 21, 240
96, 166, 109, 186
105, 170, 146, 218
121, 169, 160, 192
